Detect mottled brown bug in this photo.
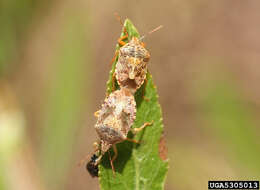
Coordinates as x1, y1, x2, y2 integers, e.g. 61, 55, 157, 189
95, 88, 136, 154
93, 88, 153, 174
112, 14, 162, 93
115, 37, 150, 93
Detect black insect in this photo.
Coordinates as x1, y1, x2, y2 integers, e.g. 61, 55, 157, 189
86, 154, 99, 177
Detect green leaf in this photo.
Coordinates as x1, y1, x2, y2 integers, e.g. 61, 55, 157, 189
99, 19, 168, 190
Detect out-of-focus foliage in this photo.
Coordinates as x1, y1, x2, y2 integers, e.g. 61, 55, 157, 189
197, 70, 260, 176
0, 0, 33, 75
0, 82, 26, 190
40, 15, 90, 189
0, 165, 7, 190
0, 0, 53, 75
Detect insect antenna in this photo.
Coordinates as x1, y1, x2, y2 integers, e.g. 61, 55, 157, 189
114, 12, 129, 39
139, 25, 163, 41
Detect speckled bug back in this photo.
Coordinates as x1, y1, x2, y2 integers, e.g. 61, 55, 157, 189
115, 37, 150, 93
95, 88, 136, 154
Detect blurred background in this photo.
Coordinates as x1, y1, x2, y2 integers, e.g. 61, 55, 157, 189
0, 0, 260, 189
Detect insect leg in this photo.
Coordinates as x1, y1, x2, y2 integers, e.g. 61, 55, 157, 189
109, 145, 118, 176
114, 12, 129, 46
132, 121, 154, 134
117, 34, 128, 46
112, 144, 118, 162
109, 50, 119, 65
125, 138, 141, 144
125, 122, 154, 145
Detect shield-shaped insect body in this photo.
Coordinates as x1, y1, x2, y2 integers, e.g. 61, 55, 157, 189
95, 88, 136, 154
115, 37, 150, 93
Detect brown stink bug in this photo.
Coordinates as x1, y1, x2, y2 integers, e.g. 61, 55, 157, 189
113, 22, 162, 94
93, 88, 153, 174
115, 37, 150, 93
111, 13, 162, 94
95, 88, 136, 154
